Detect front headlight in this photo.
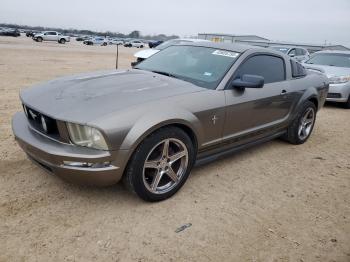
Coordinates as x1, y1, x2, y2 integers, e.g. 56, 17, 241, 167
66, 123, 108, 150
329, 75, 350, 84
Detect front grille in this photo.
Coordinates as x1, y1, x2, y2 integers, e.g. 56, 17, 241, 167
327, 93, 342, 99
23, 104, 60, 139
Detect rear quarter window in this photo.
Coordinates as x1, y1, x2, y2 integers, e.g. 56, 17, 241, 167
291, 60, 307, 78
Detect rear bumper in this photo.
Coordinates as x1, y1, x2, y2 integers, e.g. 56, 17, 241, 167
12, 112, 125, 186
326, 83, 350, 102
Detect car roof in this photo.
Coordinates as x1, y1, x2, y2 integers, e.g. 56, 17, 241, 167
270, 45, 307, 50
314, 50, 350, 55
175, 41, 262, 53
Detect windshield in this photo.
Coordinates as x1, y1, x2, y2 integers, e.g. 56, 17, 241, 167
156, 39, 192, 50
135, 45, 240, 89
270, 46, 289, 54
305, 53, 350, 68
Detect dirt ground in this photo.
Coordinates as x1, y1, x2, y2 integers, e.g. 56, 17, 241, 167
0, 36, 349, 262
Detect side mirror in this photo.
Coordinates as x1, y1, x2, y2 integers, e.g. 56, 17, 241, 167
289, 53, 295, 57
231, 74, 264, 89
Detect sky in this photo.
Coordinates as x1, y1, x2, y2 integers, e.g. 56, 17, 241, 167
1, 0, 350, 47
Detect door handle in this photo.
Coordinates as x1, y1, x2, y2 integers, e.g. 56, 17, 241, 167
281, 90, 287, 95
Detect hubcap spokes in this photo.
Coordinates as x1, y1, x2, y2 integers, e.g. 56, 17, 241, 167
143, 138, 189, 194
298, 108, 315, 140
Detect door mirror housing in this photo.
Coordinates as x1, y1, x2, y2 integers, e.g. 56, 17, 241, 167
230, 74, 264, 89
289, 53, 295, 57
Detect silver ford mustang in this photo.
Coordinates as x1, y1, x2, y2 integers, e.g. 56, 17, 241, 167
12, 42, 329, 201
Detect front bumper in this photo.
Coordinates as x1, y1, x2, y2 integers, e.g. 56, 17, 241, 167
326, 82, 350, 102
12, 112, 125, 186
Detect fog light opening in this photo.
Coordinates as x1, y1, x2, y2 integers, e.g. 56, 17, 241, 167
63, 161, 111, 168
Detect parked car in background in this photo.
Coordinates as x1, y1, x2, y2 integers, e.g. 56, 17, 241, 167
124, 40, 145, 48
304, 51, 350, 108
83, 37, 108, 46
108, 38, 124, 45
33, 31, 70, 44
76, 36, 91, 41
132, 38, 210, 66
12, 42, 328, 201
270, 46, 310, 62
0, 28, 21, 37
149, 40, 163, 48
25, 31, 40, 37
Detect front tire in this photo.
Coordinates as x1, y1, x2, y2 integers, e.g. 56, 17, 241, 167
282, 101, 317, 144
59, 38, 66, 44
36, 37, 43, 42
123, 127, 195, 202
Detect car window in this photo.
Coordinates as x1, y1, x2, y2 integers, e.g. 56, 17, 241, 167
235, 55, 286, 84
305, 53, 350, 68
49, 32, 56, 35
291, 60, 307, 78
288, 49, 296, 56
136, 46, 240, 89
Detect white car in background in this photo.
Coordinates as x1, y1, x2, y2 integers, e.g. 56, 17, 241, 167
270, 46, 310, 62
124, 40, 145, 48
83, 37, 108, 46
32, 31, 70, 44
304, 51, 350, 108
109, 38, 124, 45
132, 38, 210, 66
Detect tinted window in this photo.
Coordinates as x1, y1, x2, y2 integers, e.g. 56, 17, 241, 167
235, 55, 285, 84
48, 32, 56, 35
296, 49, 304, 56
305, 53, 350, 68
291, 60, 307, 78
288, 49, 296, 56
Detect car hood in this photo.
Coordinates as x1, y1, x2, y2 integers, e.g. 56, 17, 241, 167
134, 49, 160, 59
20, 69, 204, 124
303, 64, 350, 78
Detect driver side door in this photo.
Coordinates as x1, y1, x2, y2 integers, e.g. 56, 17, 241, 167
223, 54, 294, 145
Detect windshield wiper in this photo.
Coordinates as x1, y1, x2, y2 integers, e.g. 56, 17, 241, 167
151, 70, 178, 79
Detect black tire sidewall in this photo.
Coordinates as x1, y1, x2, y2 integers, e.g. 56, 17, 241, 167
290, 101, 317, 144
125, 127, 195, 202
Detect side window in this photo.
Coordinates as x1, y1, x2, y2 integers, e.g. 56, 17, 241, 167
235, 55, 286, 84
290, 60, 307, 78
49, 32, 56, 35
296, 48, 304, 56
288, 49, 296, 56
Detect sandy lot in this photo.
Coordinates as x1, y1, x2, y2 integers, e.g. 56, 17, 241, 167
0, 36, 349, 262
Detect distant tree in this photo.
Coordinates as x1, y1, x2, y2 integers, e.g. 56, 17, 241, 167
128, 30, 140, 38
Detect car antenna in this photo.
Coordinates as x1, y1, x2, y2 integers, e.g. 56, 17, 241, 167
115, 44, 119, 70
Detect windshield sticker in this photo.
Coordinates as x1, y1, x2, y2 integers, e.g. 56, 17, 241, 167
203, 72, 212, 76
212, 50, 239, 58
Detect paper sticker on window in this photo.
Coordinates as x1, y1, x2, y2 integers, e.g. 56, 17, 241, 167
204, 72, 212, 76
212, 50, 239, 58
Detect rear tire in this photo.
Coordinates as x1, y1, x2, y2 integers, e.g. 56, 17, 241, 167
123, 127, 195, 202
282, 101, 317, 145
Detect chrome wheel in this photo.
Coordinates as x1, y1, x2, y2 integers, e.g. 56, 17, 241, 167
298, 107, 315, 140
143, 138, 189, 194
